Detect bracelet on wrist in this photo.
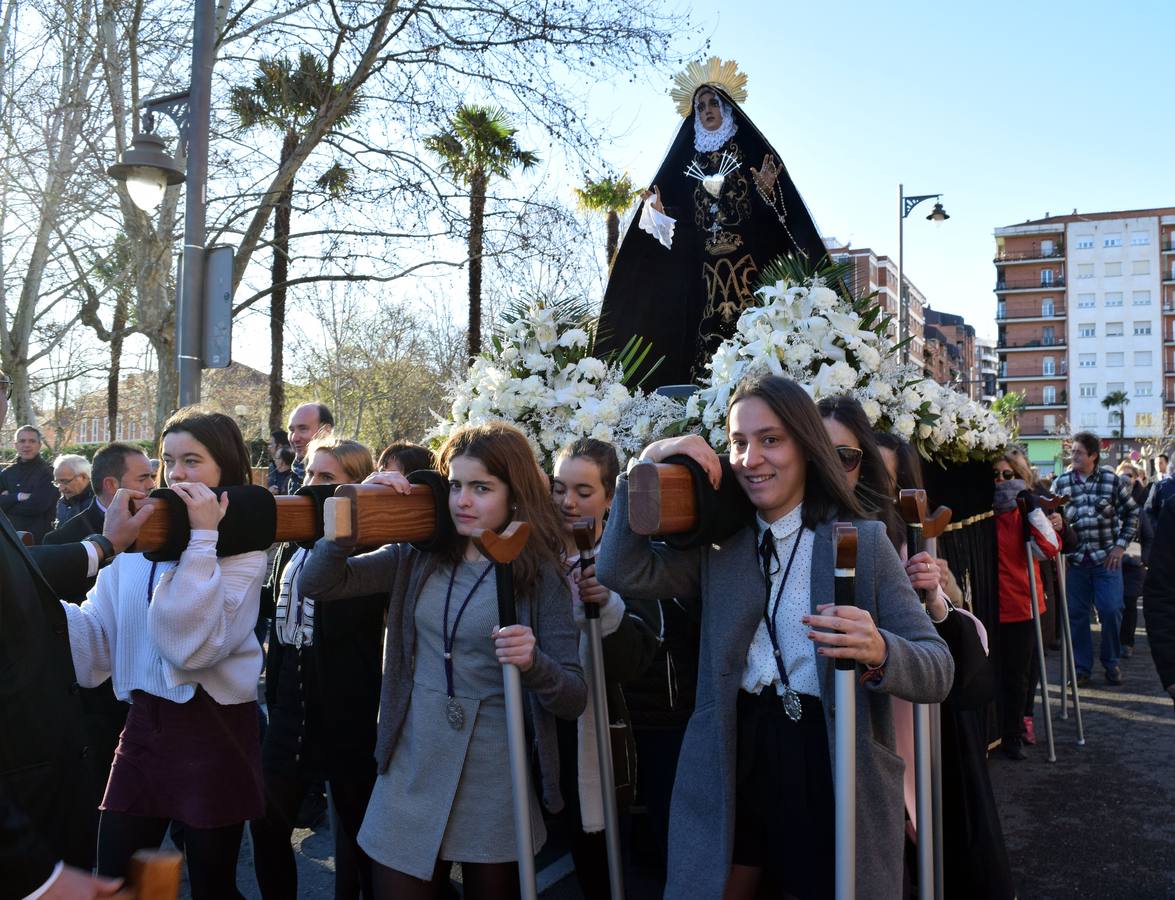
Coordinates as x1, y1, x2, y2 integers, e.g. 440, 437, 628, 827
85, 533, 116, 568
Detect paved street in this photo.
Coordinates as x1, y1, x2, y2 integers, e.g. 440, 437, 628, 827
175, 614, 1175, 899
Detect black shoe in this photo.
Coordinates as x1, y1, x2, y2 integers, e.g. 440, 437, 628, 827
1000, 739, 1027, 761
295, 787, 328, 830
1075, 673, 1091, 688
1105, 667, 1123, 685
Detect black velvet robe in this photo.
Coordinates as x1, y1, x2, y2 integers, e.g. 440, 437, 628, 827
594, 88, 828, 387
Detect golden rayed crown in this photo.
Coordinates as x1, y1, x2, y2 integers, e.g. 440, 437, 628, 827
671, 56, 749, 117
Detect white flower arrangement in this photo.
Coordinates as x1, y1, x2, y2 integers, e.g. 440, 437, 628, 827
427, 300, 684, 469
685, 274, 1009, 463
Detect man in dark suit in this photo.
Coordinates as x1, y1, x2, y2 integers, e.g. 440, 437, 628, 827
0, 423, 58, 541
0, 370, 149, 899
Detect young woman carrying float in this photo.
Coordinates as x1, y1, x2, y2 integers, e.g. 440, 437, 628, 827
597, 375, 954, 900
62, 408, 268, 899
299, 422, 585, 900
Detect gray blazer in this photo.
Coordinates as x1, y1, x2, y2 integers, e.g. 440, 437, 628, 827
597, 478, 954, 900
301, 538, 586, 811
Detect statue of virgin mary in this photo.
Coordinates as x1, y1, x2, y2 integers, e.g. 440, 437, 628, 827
594, 58, 828, 386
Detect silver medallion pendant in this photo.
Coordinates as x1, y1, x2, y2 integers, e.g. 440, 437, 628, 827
781, 686, 803, 722
446, 696, 465, 731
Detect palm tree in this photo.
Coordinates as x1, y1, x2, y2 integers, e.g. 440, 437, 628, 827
1102, 389, 1130, 463
426, 105, 539, 362
574, 174, 637, 267
230, 52, 361, 431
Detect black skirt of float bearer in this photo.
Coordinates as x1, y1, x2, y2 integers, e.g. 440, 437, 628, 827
594, 87, 828, 388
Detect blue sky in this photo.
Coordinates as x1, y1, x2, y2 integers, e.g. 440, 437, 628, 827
578, 0, 1175, 339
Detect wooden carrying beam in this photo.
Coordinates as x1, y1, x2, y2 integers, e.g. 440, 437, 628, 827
111, 849, 183, 900
128, 493, 320, 553
897, 489, 952, 540
628, 462, 697, 535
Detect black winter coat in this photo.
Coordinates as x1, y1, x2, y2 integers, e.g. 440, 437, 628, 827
0, 457, 58, 542
1143, 501, 1175, 691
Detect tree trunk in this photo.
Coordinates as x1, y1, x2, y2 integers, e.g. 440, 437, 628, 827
107, 290, 129, 440
467, 168, 487, 363
269, 129, 299, 433
606, 210, 619, 267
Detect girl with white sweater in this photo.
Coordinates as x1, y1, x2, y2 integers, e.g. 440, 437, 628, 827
62, 408, 267, 899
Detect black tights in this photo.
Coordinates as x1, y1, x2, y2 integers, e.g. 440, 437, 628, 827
372, 858, 519, 900
97, 809, 244, 900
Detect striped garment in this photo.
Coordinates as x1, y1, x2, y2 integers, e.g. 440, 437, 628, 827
1053, 466, 1138, 565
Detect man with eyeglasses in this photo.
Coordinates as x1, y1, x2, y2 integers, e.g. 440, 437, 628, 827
0, 423, 59, 542
52, 454, 94, 529
1053, 431, 1139, 687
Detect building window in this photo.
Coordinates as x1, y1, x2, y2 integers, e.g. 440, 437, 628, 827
1106, 322, 1124, 337
1105, 292, 1123, 307
1043, 356, 1055, 375
1107, 353, 1124, 367
1079, 383, 1097, 398
1040, 269, 1054, 286
1131, 232, 1150, 247
1077, 293, 1096, 308
1106, 381, 1125, 393
1134, 321, 1152, 336
1133, 259, 1151, 275
1077, 263, 1094, 279
1104, 234, 1123, 248
1082, 412, 1098, 426
1105, 261, 1122, 277
1078, 323, 1096, 338
1135, 351, 1152, 367
1044, 414, 1057, 430
1134, 290, 1152, 306
999, 361, 1007, 377
1136, 412, 1155, 428
1079, 354, 1097, 368
1041, 298, 1054, 316
1136, 382, 1153, 397
997, 301, 1006, 318
1075, 236, 1094, 250
1043, 386, 1056, 404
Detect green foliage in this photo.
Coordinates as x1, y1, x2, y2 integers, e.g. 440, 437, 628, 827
425, 105, 540, 185
574, 174, 638, 213
229, 51, 362, 133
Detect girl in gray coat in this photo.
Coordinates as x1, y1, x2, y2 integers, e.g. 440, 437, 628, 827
597, 375, 954, 900
300, 422, 586, 899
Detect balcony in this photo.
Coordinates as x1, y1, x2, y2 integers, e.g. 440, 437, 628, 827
1023, 401, 1067, 410
1162, 241, 1175, 253
1164, 272, 1175, 284
996, 338, 1066, 350
995, 277, 1066, 292
995, 308, 1066, 322
994, 245, 1065, 263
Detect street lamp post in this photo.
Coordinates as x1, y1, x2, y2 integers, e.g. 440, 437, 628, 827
898, 184, 949, 364
107, 0, 215, 407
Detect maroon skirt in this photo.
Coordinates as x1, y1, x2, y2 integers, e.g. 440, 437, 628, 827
102, 689, 264, 828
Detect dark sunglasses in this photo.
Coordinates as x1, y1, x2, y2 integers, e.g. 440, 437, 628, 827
993, 469, 1016, 481
835, 445, 863, 473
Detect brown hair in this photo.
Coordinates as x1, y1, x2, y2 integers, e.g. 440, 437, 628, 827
554, 438, 621, 499
307, 435, 375, 484
728, 376, 863, 529
437, 422, 566, 597
999, 445, 1035, 485
377, 442, 436, 475
159, 407, 252, 488
1071, 431, 1100, 466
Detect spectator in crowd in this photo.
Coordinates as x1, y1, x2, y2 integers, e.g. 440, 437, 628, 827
52, 454, 94, 528
1155, 453, 1169, 481
46, 443, 155, 554
1054, 432, 1139, 687
0, 366, 142, 898
0, 424, 58, 542
1143, 498, 1175, 713
266, 429, 290, 483
267, 446, 295, 496
253, 436, 385, 900
286, 403, 334, 493
376, 441, 435, 475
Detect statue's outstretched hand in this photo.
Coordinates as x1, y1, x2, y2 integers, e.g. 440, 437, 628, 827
640, 185, 665, 214
750, 155, 780, 194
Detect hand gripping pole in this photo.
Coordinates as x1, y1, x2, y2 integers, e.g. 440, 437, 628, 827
472, 523, 539, 900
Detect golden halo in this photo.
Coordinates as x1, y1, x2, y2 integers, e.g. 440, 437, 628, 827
671, 56, 749, 117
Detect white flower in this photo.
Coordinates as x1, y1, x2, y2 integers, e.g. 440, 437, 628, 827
559, 328, 590, 350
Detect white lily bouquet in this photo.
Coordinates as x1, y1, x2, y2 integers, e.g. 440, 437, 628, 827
427, 300, 684, 469
685, 270, 1008, 463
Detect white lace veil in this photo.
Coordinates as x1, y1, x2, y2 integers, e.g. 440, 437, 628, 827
692, 90, 738, 153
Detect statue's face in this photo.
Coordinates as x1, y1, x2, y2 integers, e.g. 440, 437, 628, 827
695, 89, 723, 132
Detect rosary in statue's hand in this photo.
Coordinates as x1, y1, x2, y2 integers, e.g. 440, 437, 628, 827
750, 154, 780, 195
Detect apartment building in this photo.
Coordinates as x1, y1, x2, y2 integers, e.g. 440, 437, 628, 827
976, 338, 998, 404
924, 307, 978, 399
827, 242, 926, 364
995, 206, 1175, 474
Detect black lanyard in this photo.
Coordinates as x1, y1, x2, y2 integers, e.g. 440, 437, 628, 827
146, 560, 160, 605
442, 561, 495, 700
758, 526, 803, 687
